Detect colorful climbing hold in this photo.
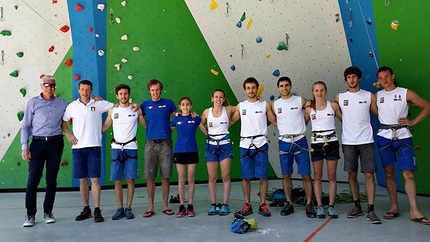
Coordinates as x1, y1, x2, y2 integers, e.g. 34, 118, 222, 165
14, 5, 18, 10
75, 4, 84, 11
230, 65, 236, 71
246, 18, 253, 30
61, 161, 69, 166
88, 28, 93, 32
256, 37, 262, 43
256, 84, 264, 97
1, 30, 11, 36
210, 0, 219, 10
211, 69, 219, 76
272, 69, 280, 77
240, 12, 246, 22
128, 75, 133, 80
121, 1, 127, 7
73, 75, 80, 80
264, 52, 271, 58
60, 25, 70, 33
64, 59, 73, 67
10, 70, 19, 77
17, 111, 24, 121
20, 88, 26, 97
16, 52, 24, 58
373, 82, 381, 89
277, 42, 288, 51
270, 95, 275, 101
40, 74, 45, 79
236, 21, 242, 28
391, 20, 399, 30
48, 46, 55, 52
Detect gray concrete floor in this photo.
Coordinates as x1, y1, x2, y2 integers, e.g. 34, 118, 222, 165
1, 180, 429, 242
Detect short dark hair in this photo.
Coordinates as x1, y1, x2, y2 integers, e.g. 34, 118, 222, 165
344, 66, 362, 80
78, 80, 93, 90
115, 84, 131, 95
147, 79, 163, 91
178, 97, 192, 106
243, 77, 259, 90
277, 76, 292, 87
377, 66, 393, 76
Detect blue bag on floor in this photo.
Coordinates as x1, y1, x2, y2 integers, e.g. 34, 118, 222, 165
231, 219, 251, 234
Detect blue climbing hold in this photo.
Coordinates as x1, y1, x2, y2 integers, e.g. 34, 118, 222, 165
231, 65, 236, 71
270, 95, 275, 101
236, 21, 242, 28
272, 69, 280, 77
256, 37, 262, 43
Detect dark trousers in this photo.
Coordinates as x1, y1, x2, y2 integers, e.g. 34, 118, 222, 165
25, 138, 64, 216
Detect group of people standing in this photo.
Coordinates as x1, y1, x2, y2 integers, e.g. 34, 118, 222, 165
20, 65, 430, 227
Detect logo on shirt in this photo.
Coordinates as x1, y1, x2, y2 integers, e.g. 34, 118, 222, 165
148, 106, 154, 109
255, 110, 263, 114
158, 105, 167, 108
379, 97, 384, 104
128, 114, 136, 117
220, 121, 227, 125
290, 107, 299, 110
242, 109, 247, 115
177, 121, 183, 125
358, 100, 368, 104
343, 100, 348, 106
278, 108, 282, 114
114, 113, 119, 119
91, 107, 96, 112
394, 95, 402, 101
311, 114, 316, 120
187, 120, 196, 124
327, 113, 334, 117
208, 122, 213, 127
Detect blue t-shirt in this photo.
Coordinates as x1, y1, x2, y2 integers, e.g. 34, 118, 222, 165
171, 115, 202, 153
140, 98, 176, 140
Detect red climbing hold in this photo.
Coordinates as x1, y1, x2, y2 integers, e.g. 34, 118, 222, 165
48, 46, 55, 52
75, 4, 84, 11
88, 27, 93, 32
40, 74, 45, 79
64, 59, 73, 67
60, 25, 70, 33
74, 75, 80, 80
52, 0, 58, 4
61, 161, 69, 166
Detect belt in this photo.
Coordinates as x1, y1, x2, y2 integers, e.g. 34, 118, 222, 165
32, 135, 63, 141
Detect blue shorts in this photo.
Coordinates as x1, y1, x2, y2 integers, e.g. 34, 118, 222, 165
377, 136, 417, 171
110, 149, 138, 181
73, 147, 102, 179
240, 143, 269, 179
279, 137, 311, 175
310, 141, 340, 162
205, 143, 233, 162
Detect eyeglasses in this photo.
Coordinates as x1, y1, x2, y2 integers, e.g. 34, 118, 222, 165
42, 83, 56, 88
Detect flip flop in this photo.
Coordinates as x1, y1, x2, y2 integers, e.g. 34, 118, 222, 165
143, 211, 155, 218
411, 217, 430, 225
162, 209, 175, 215
383, 211, 400, 219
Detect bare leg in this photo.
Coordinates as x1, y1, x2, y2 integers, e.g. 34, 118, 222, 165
114, 180, 123, 208
282, 174, 293, 202
90, 178, 101, 208
206, 162, 218, 204
259, 179, 268, 204
79, 178, 90, 207
364, 172, 375, 205
146, 178, 155, 212
348, 171, 360, 201
242, 179, 251, 204
302, 174, 313, 204
384, 165, 399, 213
219, 158, 232, 204
187, 164, 196, 204
176, 164, 186, 204
326, 160, 338, 205
126, 179, 135, 208
312, 160, 324, 205
403, 170, 425, 219
161, 177, 171, 211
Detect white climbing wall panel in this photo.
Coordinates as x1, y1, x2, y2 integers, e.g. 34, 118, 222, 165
0, 0, 71, 160
185, 0, 352, 182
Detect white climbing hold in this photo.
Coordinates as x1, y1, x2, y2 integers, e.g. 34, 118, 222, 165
128, 75, 133, 80
121, 34, 128, 40
121, 1, 127, 7
97, 4, 105, 11
95, 33, 100, 38
116, 17, 121, 24
98, 50, 105, 56
133, 46, 139, 51
121, 58, 128, 63
114, 63, 121, 70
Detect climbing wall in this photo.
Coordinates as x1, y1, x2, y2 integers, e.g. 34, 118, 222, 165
0, 0, 72, 188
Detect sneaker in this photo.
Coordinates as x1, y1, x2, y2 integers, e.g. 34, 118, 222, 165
177, 205, 187, 218
347, 207, 364, 218
187, 204, 196, 217
112, 207, 125, 220
93, 209, 104, 223
258, 203, 271, 217
208, 204, 217, 215
219, 204, 230, 216
215, 203, 222, 214
23, 215, 35, 227
367, 211, 382, 224
124, 207, 135, 219
316, 206, 326, 219
280, 201, 294, 216
43, 212, 56, 224
75, 207, 92, 221
328, 206, 338, 219
241, 203, 253, 216
306, 204, 316, 218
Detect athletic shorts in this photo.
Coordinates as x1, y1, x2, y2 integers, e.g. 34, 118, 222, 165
174, 152, 199, 165
72, 147, 102, 179
110, 149, 138, 181
279, 136, 311, 175
240, 143, 269, 179
342, 143, 377, 173
377, 136, 417, 171
205, 143, 233, 162
144, 140, 173, 179
310, 140, 340, 162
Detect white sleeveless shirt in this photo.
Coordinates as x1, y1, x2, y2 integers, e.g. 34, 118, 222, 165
274, 96, 306, 142
239, 100, 268, 148
310, 100, 338, 144
377, 87, 411, 139
111, 106, 138, 149
207, 106, 230, 145
338, 89, 374, 145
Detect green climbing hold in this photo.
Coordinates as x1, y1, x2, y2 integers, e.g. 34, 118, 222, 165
20, 88, 26, 97
277, 41, 288, 51
16, 52, 24, 58
17, 111, 24, 121
10, 70, 19, 77
14, 5, 18, 10
1, 30, 12, 36
240, 12, 246, 22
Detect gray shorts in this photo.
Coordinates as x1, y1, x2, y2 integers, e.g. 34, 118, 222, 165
144, 140, 173, 179
342, 143, 377, 173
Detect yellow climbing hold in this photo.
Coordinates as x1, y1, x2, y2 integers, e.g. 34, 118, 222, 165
391, 20, 399, 30
210, 0, 218, 11
373, 82, 381, 89
211, 69, 219, 76
246, 18, 253, 30
264, 52, 271, 58
256, 84, 264, 97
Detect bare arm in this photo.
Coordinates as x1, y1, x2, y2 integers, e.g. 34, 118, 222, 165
331, 101, 342, 122
304, 107, 311, 125
62, 120, 78, 145
399, 89, 430, 126
266, 102, 277, 126
137, 109, 146, 128
102, 109, 113, 132
370, 93, 378, 117
229, 105, 241, 126
198, 121, 208, 136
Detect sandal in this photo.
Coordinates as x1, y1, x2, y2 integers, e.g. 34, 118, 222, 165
162, 209, 175, 215
143, 211, 155, 218
383, 211, 400, 220
411, 217, 430, 225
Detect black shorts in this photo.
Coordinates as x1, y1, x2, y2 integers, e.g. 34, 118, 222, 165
311, 141, 340, 161
173, 152, 199, 165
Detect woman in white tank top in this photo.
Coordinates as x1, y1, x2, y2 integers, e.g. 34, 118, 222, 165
200, 89, 236, 215
305, 81, 342, 219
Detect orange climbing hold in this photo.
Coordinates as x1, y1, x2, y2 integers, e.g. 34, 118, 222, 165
64, 59, 73, 67
75, 4, 84, 11
60, 25, 70, 33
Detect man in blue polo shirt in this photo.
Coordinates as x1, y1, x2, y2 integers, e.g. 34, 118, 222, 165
140, 79, 177, 217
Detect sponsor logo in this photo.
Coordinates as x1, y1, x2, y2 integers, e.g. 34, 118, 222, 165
158, 105, 167, 108
327, 113, 334, 116
187, 120, 196, 124
114, 113, 119, 119
255, 110, 263, 113
220, 121, 227, 124
343, 100, 348, 106
311, 114, 316, 120
242, 109, 246, 115
358, 100, 368, 104
379, 97, 384, 104
148, 106, 154, 109
290, 107, 299, 110
278, 107, 282, 114
177, 121, 183, 125
209, 122, 213, 127
394, 94, 402, 101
